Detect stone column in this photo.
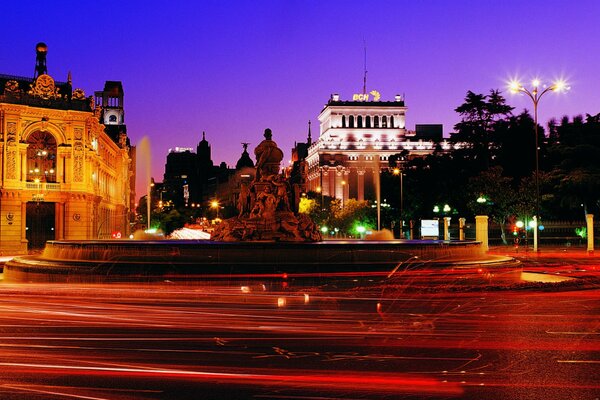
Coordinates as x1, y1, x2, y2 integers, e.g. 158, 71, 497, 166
322, 168, 329, 197
459, 218, 466, 240
343, 170, 350, 204
20, 201, 27, 248
329, 168, 336, 199
20, 147, 27, 182
443, 217, 451, 240
357, 169, 365, 201
586, 214, 594, 254
475, 215, 489, 252
56, 202, 65, 240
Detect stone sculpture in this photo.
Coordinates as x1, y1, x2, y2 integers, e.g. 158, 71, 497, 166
211, 129, 322, 242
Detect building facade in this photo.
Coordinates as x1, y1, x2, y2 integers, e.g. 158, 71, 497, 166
0, 43, 134, 254
306, 93, 458, 202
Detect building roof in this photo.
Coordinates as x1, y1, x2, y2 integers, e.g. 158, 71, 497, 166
325, 99, 406, 108
0, 73, 91, 112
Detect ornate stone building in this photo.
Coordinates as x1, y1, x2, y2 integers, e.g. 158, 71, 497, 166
0, 43, 134, 254
305, 93, 458, 202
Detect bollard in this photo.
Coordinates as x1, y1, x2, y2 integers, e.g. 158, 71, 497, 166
586, 214, 594, 254
443, 217, 451, 240
475, 215, 489, 252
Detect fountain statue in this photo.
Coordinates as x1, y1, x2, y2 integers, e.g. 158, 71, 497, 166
211, 129, 322, 242
4, 130, 505, 284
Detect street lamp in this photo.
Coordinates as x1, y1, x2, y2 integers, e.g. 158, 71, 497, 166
508, 78, 569, 252
392, 166, 404, 238
210, 200, 220, 219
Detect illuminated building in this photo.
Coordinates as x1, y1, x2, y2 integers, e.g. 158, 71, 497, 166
0, 43, 134, 253
305, 92, 458, 202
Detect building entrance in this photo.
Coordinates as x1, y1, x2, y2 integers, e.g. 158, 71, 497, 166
26, 202, 55, 250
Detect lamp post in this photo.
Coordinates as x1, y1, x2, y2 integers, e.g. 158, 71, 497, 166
211, 200, 220, 219
509, 78, 569, 252
392, 166, 404, 238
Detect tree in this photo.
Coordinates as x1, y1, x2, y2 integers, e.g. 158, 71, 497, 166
545, 114, 600, 218
466, 166, 515, 244
453, 89, 514, 170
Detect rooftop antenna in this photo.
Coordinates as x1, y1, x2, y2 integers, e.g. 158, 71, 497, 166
362, 40, 368, 95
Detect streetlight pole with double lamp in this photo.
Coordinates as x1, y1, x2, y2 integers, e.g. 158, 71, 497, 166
392, 166, 404, 238
509, 78, 569, 252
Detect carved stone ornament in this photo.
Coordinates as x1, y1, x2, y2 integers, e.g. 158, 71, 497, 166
72, 88, 86, 100
4, 80, 20, 95
28, 74, 61, 100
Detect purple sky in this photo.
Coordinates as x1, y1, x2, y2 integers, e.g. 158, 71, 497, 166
2, 1, 599, 195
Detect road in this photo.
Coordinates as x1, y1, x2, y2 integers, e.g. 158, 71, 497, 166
0, 263, 598, 399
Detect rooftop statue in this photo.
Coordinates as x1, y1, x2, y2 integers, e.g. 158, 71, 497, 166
211, 129, 321, 242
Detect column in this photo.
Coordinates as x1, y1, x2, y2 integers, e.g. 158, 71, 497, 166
20, 146, 28, 182
20, 201, 27, 247
329, 168, 336, 199
357, 169, 365, 201
586, 214, 594, 254
335, 168, 344, 201
443, 217, 451, 240
55, 202, 64, 240
322, 167, 330, 197
475, 215, 489, 252
459, 218, 466, 240
343, 169, 350, 204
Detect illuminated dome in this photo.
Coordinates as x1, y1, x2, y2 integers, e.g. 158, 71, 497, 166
35, 42, 48, 53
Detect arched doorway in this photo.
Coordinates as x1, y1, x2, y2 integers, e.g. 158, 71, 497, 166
25, 131, 58, 250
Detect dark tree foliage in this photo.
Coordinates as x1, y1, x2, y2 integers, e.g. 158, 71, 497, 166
545, 113, 600, 218
453, 90, 513, 170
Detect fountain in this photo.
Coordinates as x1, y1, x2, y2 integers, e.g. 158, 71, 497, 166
4, 129, 515, 283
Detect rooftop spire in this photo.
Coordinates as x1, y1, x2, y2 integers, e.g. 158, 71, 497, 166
34, 42, 48, 79
307, 120, 312, 145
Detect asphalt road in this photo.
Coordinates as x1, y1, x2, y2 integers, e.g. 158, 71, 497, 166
0, 264, 598, 400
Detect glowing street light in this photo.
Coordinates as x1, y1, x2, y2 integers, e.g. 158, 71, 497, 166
508, 77, 570, 252
211, 200, 220, 218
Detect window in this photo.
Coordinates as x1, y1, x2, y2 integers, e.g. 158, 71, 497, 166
357, 115, 363, 128
108, 115, 117, 123
374, 116, 379, 127
366, 116, 371, 127
382, 116, 387, 128
26, 131, 57, 183
390, 115, 395, 128
349, 115, 354, 128
342, 115, 346, 128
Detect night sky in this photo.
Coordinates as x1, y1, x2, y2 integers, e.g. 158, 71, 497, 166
2, 1, 599, 195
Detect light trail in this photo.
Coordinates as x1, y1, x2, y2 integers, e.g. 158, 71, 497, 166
0, 262, 598, 399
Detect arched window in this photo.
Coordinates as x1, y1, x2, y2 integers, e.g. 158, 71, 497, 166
382, 116, 388, 128
349, 115, 355, 128
26, 131, 57, 183
390, 115, 395, 128
357, 115, 363, 128
374, 116, 379, 127
342, 115, 346, 128
366, 116, 371, 127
